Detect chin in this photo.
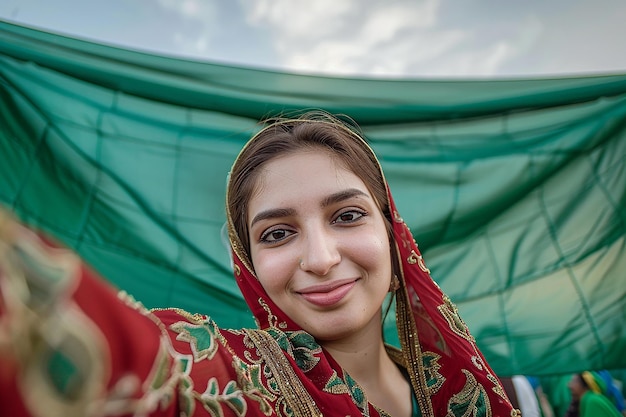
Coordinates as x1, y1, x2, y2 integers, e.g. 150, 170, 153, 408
305, 319, 369, 343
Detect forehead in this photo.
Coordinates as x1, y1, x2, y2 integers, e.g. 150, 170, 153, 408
248, 150, 367, 211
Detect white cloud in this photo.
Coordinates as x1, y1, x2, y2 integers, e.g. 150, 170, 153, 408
6, 0, 622, 77
156, 0, 219, 55
424, 16, 544, 77
238, 0, 471, 76
243, 0, 357, 39
244, 1, 550, 78
235, 0, 548, 77
128, 0, 626, 77
157, 0, 217, 19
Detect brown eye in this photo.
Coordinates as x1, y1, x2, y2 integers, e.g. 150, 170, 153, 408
333, 210, 366, 224
260, 228, 294, 243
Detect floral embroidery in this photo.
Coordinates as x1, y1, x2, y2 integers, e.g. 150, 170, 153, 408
323, 371, 350, 394
471, 356, 483, 370
323, 371, 370, 416
344, 373, 368, 414
243, 329, 322, 417
171, 318, 223, 362
407, 249, 431, 274
447, 370, 492, 417
170, 351, 196, 416
199, 378, 246, 417
178, 374, 196, 417
423, 351, 445, 395
232, 356, 274, 415
438, 295, 474, 342
134, 336, 179, 413
486, 373, 508, 402
267, 328, 321, 372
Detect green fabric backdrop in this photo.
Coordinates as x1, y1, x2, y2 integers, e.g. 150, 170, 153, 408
1, 21, 624, 376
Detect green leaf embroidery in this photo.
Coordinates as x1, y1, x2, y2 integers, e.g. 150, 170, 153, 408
171, 319, 219, 362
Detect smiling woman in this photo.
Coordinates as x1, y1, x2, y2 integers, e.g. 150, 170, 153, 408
0, 112, 519, 417
247, 151, 392, 341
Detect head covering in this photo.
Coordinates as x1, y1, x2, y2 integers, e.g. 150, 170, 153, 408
582, 371, 606, 395
569, 372, 623, 417
597, 370, 626, 413
225, 116, 518, 417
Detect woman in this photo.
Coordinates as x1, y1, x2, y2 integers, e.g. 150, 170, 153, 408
566, 372, 622, 417
0, 112, 518, 417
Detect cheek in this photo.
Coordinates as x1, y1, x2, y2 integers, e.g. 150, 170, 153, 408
569, 380, 582, 395
353, 231, 392, 276
253, 250, 296, 294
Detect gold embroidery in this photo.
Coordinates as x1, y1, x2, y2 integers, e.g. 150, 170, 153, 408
170, 319, 220, 362
245, 329, 321, 417
150, 307, 205, 324
231, 357, 275, 415
392, 240, 435, 417
19, 303, 109, 417
438, 295, 474, 342
199, 378, 247, 417
398, 228, 412, 250
406, 250, 431, 274
259, 298, 279, 328
446, 369, 492, 417
487, 374, 508, 402
471, 356, 483, 370
422, 351, 445, 395
417, 256, 431, 274
323, 371, 350, 395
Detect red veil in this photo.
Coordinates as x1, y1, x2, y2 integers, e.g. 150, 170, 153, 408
223, 191, 517, 417
224, 119, 519, 417
0, 119, 518, 417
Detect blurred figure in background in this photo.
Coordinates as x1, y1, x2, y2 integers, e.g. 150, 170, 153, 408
525, 376, 555, 417
501, 375, 554, 417
540, 374, 573, 417
566, 372, 622, 417
597, 370, 626, 417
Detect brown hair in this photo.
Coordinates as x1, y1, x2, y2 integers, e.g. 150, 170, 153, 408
226, 112, 391, 263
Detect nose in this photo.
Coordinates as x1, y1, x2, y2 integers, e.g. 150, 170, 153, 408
299, 225, 341, 276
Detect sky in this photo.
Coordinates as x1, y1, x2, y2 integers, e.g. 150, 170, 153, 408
1, 0, 626, 79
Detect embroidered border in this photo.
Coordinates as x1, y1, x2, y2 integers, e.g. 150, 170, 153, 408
245, 329, 321, 417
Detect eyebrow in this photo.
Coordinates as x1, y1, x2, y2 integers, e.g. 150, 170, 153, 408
249, 188, 370, 228
321, 188, 369, 208
250, 208, 296, 228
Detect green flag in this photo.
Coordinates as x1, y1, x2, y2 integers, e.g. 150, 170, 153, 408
1, 20, 624, 376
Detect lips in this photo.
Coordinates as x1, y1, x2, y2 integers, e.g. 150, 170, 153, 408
296, 279, 358, 307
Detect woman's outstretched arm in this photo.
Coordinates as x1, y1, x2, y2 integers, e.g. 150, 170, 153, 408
0, 210, 179, 417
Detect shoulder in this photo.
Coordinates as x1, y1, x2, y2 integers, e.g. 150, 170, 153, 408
151, 307, 211, 325
150, 307, 231, 357
581, 392, 622, 417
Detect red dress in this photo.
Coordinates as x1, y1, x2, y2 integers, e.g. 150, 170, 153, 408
0, 186, 518, 417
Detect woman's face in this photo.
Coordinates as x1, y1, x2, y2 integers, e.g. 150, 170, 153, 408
247, 149, 392, 342
568, 374, 586, 401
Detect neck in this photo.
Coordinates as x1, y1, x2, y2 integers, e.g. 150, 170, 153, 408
320, 317, 412, 417
322, 326, 390, 383
320, 310, 390, 380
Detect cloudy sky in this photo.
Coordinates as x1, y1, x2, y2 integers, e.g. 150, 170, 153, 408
1, 0, 625, 78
